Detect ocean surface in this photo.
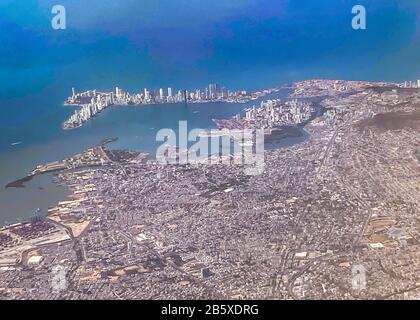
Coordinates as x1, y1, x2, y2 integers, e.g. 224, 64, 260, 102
0, 0, 419, 225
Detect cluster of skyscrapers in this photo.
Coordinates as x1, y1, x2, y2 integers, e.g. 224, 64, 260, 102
140, 83, 231, 103
402, 80, 420, 88
64, 89, 114, 129
63, 84, 249, 129
236, 99, 314, 128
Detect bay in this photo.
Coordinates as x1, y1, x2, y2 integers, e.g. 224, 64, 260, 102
0, 89, 306, 225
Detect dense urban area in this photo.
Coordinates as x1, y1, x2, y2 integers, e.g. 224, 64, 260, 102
1, 79, 420, 300
63, 83, 281, 129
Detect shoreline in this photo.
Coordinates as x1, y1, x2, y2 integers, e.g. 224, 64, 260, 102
63, 85, 285, 130
5, 138, 119, 189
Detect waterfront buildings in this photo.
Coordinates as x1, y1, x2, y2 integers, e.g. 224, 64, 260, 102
63, 84, 280, 129
215, 98, 315, 132
402, 80, 420, 88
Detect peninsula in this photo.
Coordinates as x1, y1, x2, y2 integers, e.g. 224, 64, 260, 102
63, 84, 282, 130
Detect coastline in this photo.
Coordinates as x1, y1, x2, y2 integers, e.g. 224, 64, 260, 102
5, 138, 119, 190
1, 85, 304, 228
62, 86, 284, 130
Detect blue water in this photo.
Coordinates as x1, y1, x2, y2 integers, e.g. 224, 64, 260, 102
0, 0, 419, 224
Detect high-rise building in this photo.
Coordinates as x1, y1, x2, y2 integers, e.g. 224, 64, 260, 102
417, 80, 420, 88
209, 84, 215, 99
115, 87, 120, 98
195, 89, 201, 100
209, 83, 222, 99
72, 87, 76, 98
168, 87, 173, 97
159, 88, 164, 100
221, 87, 227, 98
